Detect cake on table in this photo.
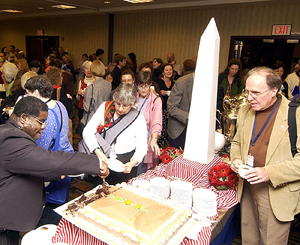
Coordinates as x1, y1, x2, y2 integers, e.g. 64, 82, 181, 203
59, 182, 192, 245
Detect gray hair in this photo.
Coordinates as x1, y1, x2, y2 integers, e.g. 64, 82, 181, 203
82, 61, 92, 69
2, 62, 18, 83
247, 66, 282, 95
113, 83, 137, 106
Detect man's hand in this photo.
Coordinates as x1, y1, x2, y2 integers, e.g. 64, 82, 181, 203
230, 158, 243, 174
99, 161, 109, 178
245, 167, 270, 184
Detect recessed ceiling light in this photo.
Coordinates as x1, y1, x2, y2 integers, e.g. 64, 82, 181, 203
38, 7, 44, 10
123, 0, 154, 3
104, 1, 111, 3
0, 9, 23, 13
52, 5, 76, 9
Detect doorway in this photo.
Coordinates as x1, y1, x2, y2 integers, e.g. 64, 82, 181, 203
26, 36, 59, 66
229, 36, 300, 76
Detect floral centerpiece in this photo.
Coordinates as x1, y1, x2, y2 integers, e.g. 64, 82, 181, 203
159, 147, 183, 164
208, 161, 238, 190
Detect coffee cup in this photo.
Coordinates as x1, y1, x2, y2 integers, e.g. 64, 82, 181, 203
239, 165, 252, 178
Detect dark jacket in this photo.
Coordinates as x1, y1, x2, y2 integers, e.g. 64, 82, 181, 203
0, 119, 100, 231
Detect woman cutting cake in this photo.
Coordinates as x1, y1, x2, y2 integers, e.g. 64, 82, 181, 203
83, 83, 147, 185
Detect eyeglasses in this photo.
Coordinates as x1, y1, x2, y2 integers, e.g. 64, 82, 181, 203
34, 117, 48, 129
114, 102, 131, 109
137, 84, 151, 90
244, 89, 270, 98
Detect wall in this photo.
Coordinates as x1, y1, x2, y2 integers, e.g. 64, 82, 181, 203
0, 14, 109, 65
0, 2, 300, 71
114, 2, 300, 71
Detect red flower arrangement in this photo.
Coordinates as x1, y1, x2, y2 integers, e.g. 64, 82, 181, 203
208, 161, 238, 190
159, 147, 183, 164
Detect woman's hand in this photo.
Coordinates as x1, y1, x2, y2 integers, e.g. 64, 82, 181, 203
151, 134, 160, 155
161, 90, 167, 96
94, 149, 109, 162
77, 89, 84, 97
123, 159, 138, 173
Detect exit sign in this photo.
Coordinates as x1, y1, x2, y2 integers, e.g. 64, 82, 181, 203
272, 25, 291, 36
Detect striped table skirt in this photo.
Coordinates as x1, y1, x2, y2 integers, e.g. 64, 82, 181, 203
52, 155, 238, 245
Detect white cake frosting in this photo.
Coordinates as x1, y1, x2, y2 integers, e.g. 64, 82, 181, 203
78, 183, 191, 245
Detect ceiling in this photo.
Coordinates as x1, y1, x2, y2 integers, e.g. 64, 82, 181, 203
0, 0, 286, 20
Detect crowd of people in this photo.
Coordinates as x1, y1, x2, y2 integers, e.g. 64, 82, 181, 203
1, 44, 300, 245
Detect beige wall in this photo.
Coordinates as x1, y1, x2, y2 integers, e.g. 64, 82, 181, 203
0, 14, 109, 65
1, 2, 300, 71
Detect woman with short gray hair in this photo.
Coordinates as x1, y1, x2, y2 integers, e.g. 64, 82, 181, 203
2, 62, 18, 97
83, 83, 147, 185
113, 82, 137, 106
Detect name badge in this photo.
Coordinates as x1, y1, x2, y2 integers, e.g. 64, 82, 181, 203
247, 155, 254, 167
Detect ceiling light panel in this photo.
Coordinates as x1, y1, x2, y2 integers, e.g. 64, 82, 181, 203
123, 0, 154, 3
0, 9, 23, 13
52, 5, 77, 9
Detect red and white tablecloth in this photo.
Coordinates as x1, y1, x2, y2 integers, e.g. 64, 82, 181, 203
52, 155, 238, 245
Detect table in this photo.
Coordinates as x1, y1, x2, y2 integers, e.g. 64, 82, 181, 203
52, 155, 238, 245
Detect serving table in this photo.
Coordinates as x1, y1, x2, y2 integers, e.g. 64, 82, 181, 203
52, 155, 238, 245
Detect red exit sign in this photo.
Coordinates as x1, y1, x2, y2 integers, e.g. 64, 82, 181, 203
272, 25, 291, 36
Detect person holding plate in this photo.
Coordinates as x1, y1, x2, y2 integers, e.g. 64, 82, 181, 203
230, 67, 300, 245
83, 83, 147, 185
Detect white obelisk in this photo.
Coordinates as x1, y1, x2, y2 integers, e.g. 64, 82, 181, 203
184, 18, 220, 163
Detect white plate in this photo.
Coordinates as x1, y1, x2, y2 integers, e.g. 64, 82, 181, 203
68, 174, 84, 178
132, 180, 150, 191
108, 158, 125, 172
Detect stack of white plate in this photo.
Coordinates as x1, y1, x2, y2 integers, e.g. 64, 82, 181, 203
150, 177, 170, 199
193, 189, 217, 218
132, 180, 150, 192
171, 180, 193, 209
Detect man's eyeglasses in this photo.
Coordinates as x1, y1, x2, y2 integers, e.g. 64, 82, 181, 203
244, 89, 270, 98
34, 117, 48, 129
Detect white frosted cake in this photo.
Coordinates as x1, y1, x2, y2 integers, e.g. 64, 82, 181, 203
193, 189, 217, 218
64, 183, 191, 245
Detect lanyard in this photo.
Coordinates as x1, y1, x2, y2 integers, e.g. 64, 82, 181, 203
138, 93, 150, 112
251, 99, 280, 146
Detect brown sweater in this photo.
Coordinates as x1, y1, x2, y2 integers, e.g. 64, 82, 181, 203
248, 98, 281, 167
